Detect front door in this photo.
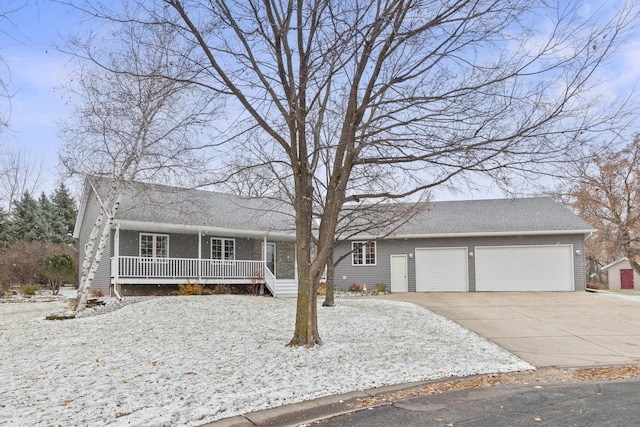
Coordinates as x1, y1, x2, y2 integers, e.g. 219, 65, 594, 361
621, 269, 634, 289
266, 243, 276, 276
390, 255, 408, 293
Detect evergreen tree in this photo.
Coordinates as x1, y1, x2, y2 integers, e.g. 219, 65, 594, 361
10, 191, 51, 243
0, 207, 10, 248
39, 192, 68, 244
51, 183, 77, 240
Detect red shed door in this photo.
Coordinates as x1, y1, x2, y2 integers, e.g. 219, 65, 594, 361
620, 269, 635, 289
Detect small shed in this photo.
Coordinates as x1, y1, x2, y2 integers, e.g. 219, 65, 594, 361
602, 258, 640, 290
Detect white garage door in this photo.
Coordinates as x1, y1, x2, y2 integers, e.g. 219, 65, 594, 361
475, 245, 574, 291
415, 247, 468, 292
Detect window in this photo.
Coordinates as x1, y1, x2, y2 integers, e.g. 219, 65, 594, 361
352, 241, 376, 266
140, 234, 169, 258
211, 238, 235, 260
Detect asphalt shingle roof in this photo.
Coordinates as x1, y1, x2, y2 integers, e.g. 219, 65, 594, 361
390, 197, 595, 237
92, 178, 296, 235
86, 179, 592, 238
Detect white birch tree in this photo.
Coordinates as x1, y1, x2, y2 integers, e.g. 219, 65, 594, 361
60, 20, 217, 311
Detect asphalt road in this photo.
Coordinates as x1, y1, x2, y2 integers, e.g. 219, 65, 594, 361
318, 379, 640, 427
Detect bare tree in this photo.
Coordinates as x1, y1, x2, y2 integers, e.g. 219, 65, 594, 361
69, 0, 635, 346
0, 1, 23, 133
569, 135, 640, 279
0, 149, 44, 214
60, 20, 218, 311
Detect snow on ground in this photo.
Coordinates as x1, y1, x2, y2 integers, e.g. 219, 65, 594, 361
600, 291, 640, 303
0, 296, 533, 426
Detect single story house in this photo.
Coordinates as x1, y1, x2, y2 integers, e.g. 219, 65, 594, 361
74, 177, 594, 297
602, 258, 640, 290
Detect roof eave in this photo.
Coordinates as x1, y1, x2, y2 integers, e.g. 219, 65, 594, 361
113, 219, 297, 240
601, 257, 630, 271
347, 229, 598, 240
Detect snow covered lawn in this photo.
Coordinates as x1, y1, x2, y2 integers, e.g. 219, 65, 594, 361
0, 296, 532, 426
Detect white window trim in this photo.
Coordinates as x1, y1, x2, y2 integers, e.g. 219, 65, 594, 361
139, 233, 170, 258
352, 241, 377, 266
211, 237, 236, 260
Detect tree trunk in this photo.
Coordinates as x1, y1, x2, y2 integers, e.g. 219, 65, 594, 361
76, 187, 124, 311
287, 170, 323, 347
628, 257, 640, 280
323, 249, 335, 307
76, 210, 112, 311
288, 272, 322, 347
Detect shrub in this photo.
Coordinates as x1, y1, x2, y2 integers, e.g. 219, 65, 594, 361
21, 284, 39, 297
210, 284, 232, 295
90, 288, 105, 298
372, 283, 387, 293
0, 282, 9, 298
174, 282, 212, 295
317, 282, 337, 296
246, 282, 262, 295
0, 241, 78, 287
247, 269, 264, 295
347, 282, 366, 292
43, 253, 77, 296
317, 282, 327, 295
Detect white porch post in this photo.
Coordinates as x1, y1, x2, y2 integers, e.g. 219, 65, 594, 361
113, 223, 120, 295
198, 231, 202, 282
263, 235, 267, 276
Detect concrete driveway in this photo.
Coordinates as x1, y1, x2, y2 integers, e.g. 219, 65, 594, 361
382, 291, 640, 368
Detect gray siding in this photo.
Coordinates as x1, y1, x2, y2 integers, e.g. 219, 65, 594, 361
114, 230, 200, 258
115, 231, 259, 260
251, 240, 296, 279
275, 241, 296, 280
111, 231, 299, 269
334, 234, 587, 292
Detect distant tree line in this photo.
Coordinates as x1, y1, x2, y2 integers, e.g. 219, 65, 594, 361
0, 183, 78, 293
0, 183, 77, 247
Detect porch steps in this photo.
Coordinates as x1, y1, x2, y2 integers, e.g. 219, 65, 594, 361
274, 279, 298, 298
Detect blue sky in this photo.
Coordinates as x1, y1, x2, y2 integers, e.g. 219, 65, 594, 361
1, 1, 84, 195
1, 1, 639, 200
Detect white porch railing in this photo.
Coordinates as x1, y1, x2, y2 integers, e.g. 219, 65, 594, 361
114, 256, 267, 281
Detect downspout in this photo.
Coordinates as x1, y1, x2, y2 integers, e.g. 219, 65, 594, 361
113, 284, 122, 300
113, 223, 122, 300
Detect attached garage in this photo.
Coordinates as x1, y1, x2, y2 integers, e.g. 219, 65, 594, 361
415, 247, 468, 292
475, 245, 574, 291
333, 197, 594, 293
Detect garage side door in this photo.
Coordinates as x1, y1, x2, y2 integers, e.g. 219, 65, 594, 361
415, 247, 468, 292
475, 245, 574, 291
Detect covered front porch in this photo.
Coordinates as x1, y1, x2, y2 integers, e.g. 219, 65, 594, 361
109, 222, 298, 298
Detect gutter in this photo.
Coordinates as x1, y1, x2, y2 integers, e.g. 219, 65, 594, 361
113, 219, 297, 241
347, 228, 599, 240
